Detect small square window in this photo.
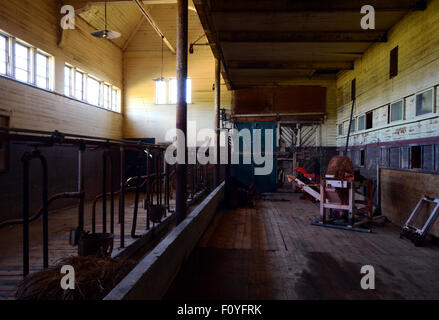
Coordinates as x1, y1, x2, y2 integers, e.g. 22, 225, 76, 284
64, 66, 73, 96
0, 34, 7, 75
416, 89, 434, 116
390, 100, 404, 122
111, 88, 121, 112
338, 123, 343, 136
86, 76, 100, 106
411, 145, 422, 169
358, 115, 366, 131
360, 149, 366, 167
155, 79, 167, 105
169, 78, 192, 104
35, 52, 49, 89
366, 111, 373, 129
75, 71, 85, 100
103, 84, 110, 109
14, 42, 30, 83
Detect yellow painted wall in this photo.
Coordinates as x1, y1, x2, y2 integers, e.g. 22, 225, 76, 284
336, 0, 439, 147
123, 4, 232, 143
0, 0, 123, 139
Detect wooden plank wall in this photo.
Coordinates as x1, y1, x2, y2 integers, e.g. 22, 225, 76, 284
232, 87, 327, 115
0, 0, 123, 139
123, 4, 232, 143
381, 169, 439, 237
336, 0, 439, 148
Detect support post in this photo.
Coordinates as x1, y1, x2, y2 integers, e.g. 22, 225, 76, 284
214, 58, 221, 187
77, 143, 85, 235
119, 147, 126, 248
175, 0, 188, 225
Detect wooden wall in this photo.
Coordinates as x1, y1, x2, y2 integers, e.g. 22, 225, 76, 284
123, 4, 232, 143
381, 169, 439, 237
0, 0, 123, 139
232, 87, 327, 115
336, 0, 439, 148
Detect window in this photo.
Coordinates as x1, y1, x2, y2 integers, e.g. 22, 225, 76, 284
0, 34, 7, 75
35, 52, 49, 89
390, 100, 404, 122
87, 76, 100, 106
0, 31, 53, 88
64, 64, 121, 112
390, 46, 398, 79
14, 42, 30, 83
64, 66, 73, 96
411, 146, 422, 169
338, 123, 343, 136
75, 71, 85, 100
111, 88, 121, 112
416, 89, 434, 116
360, 149, 366, 167
366, 111, 373, 129
358, 115, 366, 131
155, 79, 167, 104
103, 84, 110, 109
157, 78, 192, 104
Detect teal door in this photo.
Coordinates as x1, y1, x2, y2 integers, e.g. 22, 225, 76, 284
232, 122, 277, 193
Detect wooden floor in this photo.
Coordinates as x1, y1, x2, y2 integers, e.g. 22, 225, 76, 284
0, 193, 175, 300
165, 194, 439, 300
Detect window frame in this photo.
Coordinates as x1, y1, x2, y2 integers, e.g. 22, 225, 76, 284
366, 111, 373, 130
35, 50, 50, 90
86, 75, 101, 106
389, 99, 405, 123
357, 115, 366, 131
14, 40, 32, 84
156, 77, 192, 105
415, 88, 435, 117
0, 33, 8, 76
64, 63, 121, 113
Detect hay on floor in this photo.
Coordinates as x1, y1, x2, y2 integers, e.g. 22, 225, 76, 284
15, 256, 136, 300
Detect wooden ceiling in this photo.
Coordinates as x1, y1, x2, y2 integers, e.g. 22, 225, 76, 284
70, 0, 195, 50
193, 0, 428, 89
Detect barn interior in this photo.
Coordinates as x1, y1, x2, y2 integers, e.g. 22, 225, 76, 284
1, 0, 439, 300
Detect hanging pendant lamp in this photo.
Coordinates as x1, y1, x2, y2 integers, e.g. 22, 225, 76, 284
91, 0, 121, 40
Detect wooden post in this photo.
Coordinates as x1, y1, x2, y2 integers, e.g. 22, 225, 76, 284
214, 58, 221, 187
320, 182, 326, 224
175, 0, 188, 225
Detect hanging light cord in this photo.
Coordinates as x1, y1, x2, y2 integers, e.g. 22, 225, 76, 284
104, 0, 108, 31
161, 36, 164, 80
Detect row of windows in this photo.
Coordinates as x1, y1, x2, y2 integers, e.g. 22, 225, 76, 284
0, 33, 53, 90
338, 87, 436, 136
64, 65, 121, 112
155, 78, 192, 105
0, 30, 121, 113
380, 144, 439, 172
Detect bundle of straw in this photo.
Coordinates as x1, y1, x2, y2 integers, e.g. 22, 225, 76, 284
15, 256, 136, 300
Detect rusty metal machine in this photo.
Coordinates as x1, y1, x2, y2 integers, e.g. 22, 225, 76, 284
294, 156, 381, 232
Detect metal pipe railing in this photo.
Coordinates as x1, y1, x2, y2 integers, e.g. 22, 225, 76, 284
0, 129, 220, 277
21, 150, 48, 276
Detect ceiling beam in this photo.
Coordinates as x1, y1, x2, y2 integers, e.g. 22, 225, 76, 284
219, 31, 388, 43
132, 0, 176, 54
206, 0, 427, 12
68, 0, 197, 11
228, 60, 354, 70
